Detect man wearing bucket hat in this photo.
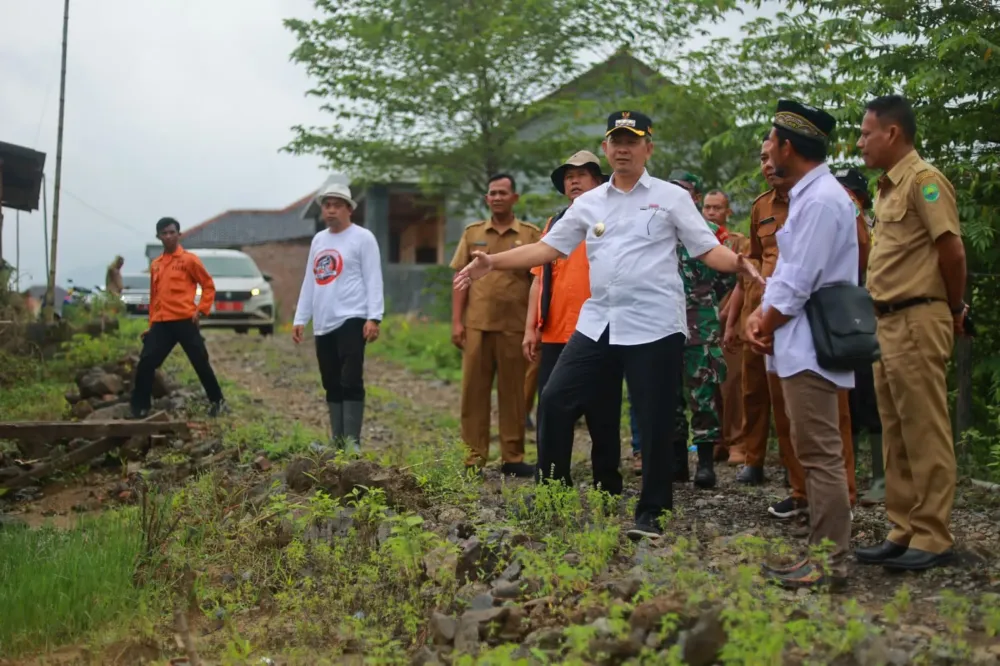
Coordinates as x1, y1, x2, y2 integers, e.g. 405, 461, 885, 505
456, 110, 762, 541
292, 182, 385, 453
522, 150, 623, 494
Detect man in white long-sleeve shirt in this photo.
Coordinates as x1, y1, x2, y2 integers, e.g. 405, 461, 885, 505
293, 182, 385, 451
746, 100, 858, 592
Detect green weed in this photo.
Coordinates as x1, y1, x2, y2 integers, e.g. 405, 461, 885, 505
369, 316, 461, 382
0, 510, 158, 656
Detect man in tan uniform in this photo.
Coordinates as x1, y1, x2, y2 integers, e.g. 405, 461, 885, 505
855, 95, 968, 571
724, 140, 789, 485
451, 173, 541, 477
704, 189, 749, 464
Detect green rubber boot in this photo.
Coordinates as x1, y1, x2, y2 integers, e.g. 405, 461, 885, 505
859, 433, 885, 506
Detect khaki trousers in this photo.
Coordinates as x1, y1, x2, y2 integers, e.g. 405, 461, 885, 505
721, 345, 744, 453
525, 355, 540, 415
874, 302, 956, 554
461, 328, 527, 466
776, 381, 857, 505
740, 345, 772, 468
781, 371, 852, 577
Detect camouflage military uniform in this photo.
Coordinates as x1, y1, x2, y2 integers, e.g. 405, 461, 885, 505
672, 222, 738, 451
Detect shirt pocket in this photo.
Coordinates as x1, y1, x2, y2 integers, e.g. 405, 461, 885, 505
874, 195, 908, 244
758, 219, 780, 275
633, 208, 671, 241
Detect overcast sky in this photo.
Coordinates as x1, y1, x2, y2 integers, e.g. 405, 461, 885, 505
1, 0, 328, 289
1, 1, 765, 291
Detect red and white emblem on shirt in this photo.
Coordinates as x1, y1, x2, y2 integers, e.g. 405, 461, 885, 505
313, 249, 344, 285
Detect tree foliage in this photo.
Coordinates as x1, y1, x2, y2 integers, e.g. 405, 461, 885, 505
283, 0, 736, 207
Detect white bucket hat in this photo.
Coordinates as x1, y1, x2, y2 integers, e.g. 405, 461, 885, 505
316, 182, 357, 210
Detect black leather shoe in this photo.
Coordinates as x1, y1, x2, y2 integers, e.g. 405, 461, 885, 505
882, 548, 954, 572
855, 540, 908, 565
501, 461, 536, 478
736, 465, 765, 485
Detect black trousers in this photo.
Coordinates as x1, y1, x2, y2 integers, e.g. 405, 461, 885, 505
315, 318, 367, 402
131, 319, 223, 412
849, 360, 882, 435
537, 342, 623, 495
538, 327, 684, 520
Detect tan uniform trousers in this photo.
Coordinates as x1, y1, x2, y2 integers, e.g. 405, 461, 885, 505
461, 328, 527, 466
781, 371, 852, 577
741, 345, 778, 468
874, 302, 956, 554
773, 377, 858, 505
525, 356, 540, 415
721, 345, 744, 458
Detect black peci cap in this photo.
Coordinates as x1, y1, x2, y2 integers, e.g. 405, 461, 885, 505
773, 99, 836, 143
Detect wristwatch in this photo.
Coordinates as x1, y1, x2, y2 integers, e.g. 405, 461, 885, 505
950, 301, 966, 315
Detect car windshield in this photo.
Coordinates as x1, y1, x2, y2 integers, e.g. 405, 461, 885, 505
122, 275, 150, 290
198, 256, 261, 279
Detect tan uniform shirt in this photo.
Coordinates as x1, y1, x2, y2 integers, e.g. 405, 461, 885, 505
450, 219, 541, 332
867, 150, 961, 304
719, 230, 749, 317
737, 190, 789, 339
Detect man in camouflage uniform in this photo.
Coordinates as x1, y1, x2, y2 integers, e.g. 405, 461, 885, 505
669, 176, 734, 489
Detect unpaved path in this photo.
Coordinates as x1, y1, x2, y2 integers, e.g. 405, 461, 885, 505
208, 331, 1000, 620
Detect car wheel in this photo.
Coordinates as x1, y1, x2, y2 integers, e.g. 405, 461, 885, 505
235, 327, 249, 335
259, 325, 274, 336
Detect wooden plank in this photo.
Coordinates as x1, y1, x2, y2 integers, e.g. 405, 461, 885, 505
0, 436, 129, 493
0, 413, 188, 442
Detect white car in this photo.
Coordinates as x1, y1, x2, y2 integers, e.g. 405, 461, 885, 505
188, 248, 276, 336
120, 273, 152, 317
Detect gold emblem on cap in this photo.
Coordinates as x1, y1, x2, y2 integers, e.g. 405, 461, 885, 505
621, 111, 630, 119
594, 222, 606, 237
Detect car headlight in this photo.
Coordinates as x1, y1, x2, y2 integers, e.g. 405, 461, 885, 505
251, 287, 260, 296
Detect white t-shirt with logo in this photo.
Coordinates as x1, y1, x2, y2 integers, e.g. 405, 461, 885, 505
293, 224, 385, 336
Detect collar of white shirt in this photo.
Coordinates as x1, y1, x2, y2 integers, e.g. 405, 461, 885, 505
790, 162, 831, 199
607, 168, 653, 196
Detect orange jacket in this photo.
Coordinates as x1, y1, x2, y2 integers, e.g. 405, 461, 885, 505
148, 246, 215, 323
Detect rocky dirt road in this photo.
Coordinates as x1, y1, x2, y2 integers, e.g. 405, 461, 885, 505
205, 331, 1000, 662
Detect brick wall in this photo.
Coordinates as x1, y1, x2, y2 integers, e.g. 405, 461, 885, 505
241, 240, 310, 323
241, 240, 445, 322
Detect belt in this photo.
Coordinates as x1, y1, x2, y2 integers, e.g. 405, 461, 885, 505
873, 297, 941, 317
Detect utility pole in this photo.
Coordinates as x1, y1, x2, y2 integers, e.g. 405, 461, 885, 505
45, 0, 70, 323
42, 173, 50, 278
15, 210, 20, 291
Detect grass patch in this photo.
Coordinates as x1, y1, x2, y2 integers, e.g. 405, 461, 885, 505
369, 315, 461, 383
0, 510, 156, 657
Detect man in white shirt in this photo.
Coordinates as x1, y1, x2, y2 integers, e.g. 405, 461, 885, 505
745, 100, 858, 592
455, 111, 762, 541
292, 183, 385, 452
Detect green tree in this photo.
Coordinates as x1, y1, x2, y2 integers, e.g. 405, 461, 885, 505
682, 0, 1000, 465
283, 0, 734, 208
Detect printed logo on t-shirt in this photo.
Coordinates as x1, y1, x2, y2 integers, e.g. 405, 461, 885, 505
313, 249, 344, 285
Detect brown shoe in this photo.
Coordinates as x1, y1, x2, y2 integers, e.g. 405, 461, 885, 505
764, 560, 847, 592
632, 452, 642, 476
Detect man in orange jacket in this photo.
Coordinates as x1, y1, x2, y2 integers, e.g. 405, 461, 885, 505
130, 217, 226, 419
